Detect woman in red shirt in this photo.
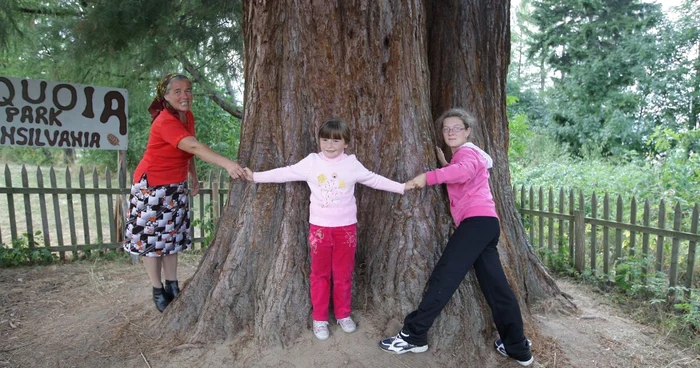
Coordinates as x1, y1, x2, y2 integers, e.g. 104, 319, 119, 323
123, 73, 245, 312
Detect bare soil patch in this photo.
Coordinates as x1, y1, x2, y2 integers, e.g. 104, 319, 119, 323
1, 256, 698, 368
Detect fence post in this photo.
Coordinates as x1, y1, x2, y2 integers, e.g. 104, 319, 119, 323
569, 190, 575, 265
538, 187, 544, 249
615, 195, 623, 263
37, 167, 51, 248
591, 192, 598, 271
642, 199, 651, 283
21, 165, 34, 246
212, 182, 220, 227
668, 202, 682, 300
656, 200, 666, 273
529, 187, 534, 246
685, 204, 698, 299
630, 196, 637, 257
603, 193, 610, 275
558, 188, 564, 253
548, 187, 554, 251
574, 209, 585, 272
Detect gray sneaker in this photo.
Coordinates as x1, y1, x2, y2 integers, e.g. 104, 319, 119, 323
337, 317, 356, 333
312, 320, 329, 340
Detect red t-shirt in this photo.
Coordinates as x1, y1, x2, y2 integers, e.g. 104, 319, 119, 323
133, 110, 195, 186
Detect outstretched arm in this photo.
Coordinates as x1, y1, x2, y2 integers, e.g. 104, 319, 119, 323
245, 155, 312, 183
178, 136, 245, 180
355, 162, 405, 194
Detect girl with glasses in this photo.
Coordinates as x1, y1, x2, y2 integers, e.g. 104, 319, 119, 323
379, 108, 534, 366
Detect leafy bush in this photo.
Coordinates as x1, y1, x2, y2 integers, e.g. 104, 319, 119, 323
0, 232, 56, 267
192, 201, 216, 249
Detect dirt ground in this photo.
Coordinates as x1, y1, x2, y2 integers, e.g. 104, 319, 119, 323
1, 255, 699, 368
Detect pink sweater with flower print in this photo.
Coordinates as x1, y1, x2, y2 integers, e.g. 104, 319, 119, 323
253, 153, 404, 227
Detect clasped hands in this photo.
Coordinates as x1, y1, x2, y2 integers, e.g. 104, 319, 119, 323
404, 173, 426, 191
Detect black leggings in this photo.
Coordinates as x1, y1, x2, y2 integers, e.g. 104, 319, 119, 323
402, 216, 529, 358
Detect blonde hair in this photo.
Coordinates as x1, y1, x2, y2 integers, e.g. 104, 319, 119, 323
436, 108, 476, 130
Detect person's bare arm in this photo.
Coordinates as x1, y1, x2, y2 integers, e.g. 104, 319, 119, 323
178, 136, 244, 179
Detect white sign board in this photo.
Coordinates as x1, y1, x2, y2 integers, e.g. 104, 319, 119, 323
0, 76, 128, 150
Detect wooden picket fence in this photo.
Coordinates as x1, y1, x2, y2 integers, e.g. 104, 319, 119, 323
515, 185, 700, 298
2, 165, 699, 299
0, 164, 228, 260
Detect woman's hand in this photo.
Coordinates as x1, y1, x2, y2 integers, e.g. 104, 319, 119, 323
224, 161, 245, 180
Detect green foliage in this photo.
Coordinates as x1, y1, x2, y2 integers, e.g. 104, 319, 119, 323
536, 246, 576, 277
78, 244, 128, 262
614, 255, 655, 293
192, 202, 216, 248
0, 231, 56, 267
508, 112, 531, 160
506, 95, 535, 166
509, 125, 699, 209
616, 264, 700, 341
673, 300, 700, 335
0, 147, 66, 166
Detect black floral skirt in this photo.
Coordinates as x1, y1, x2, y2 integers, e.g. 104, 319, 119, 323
122, 174, 192, 257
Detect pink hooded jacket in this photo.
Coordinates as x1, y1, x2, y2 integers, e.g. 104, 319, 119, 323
425, 143, 498, 225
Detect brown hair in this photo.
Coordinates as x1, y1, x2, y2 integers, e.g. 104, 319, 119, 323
436, 108, 476, 130
318, 119, 351, 143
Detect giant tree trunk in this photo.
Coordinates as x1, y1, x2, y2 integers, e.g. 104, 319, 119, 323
159, 0, 570, 362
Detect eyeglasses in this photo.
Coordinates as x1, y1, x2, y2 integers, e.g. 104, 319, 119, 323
442, 126, 466, 134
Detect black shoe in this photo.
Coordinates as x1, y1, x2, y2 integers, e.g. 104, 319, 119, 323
378, 330, 428, 354
152, 285, 172, 312
164, 280, 180, 298
495, 338, 534, 366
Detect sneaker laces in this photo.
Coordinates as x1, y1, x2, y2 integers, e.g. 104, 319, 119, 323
313, 320, 329, 331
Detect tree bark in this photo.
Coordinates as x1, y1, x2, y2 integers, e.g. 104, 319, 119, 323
158, 0, 572, 362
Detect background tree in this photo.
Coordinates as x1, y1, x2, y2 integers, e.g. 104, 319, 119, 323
527, 0, 663, 156
0, 0, 243, 173
157, 0, 567, 364
637, 0, 700, 149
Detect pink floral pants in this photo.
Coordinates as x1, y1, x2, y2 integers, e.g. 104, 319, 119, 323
308, 223, 357, 321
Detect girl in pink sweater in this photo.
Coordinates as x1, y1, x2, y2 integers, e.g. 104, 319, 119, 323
379, 108, 534, 366
243, 119, 412, 340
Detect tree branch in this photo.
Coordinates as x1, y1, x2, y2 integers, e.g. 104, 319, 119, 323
177, 55, 243, 119
17, 6, 81, 17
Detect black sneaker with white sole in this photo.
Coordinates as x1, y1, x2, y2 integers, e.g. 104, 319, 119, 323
379, 331, 428, 354
495, 338, 534, 366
